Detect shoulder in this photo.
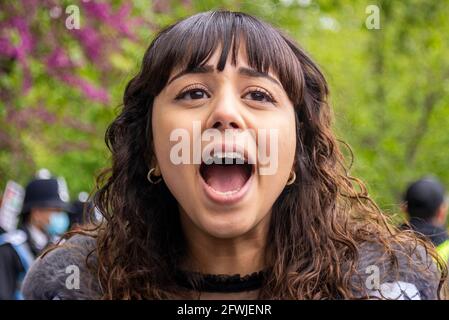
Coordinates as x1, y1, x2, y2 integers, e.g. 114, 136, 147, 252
350, 241, 442, 300
0, 230, 27, 259
0, 230, 30, 271
22, 234, 101, 300
0, 229, 28, 246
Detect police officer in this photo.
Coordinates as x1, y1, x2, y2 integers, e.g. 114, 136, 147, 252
0, 177, 71, 299
68, 192, 91, 231
402, 177, 449, 263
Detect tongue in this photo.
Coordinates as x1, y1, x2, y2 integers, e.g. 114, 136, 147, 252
204, 164, 249, 192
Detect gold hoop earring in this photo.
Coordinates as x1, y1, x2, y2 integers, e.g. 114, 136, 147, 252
286, 171, 296, 186
147, 168, 162, 184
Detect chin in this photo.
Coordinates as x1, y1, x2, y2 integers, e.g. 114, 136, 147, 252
197, 208, 262, 239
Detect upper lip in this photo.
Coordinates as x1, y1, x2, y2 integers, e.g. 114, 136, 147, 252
201, 143, 256, 166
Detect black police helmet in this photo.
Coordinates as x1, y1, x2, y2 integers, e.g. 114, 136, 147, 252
21, 178, 71, 215
404, 177, 446, 220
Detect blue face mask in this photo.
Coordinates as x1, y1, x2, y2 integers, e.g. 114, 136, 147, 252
46, 212, 70, 236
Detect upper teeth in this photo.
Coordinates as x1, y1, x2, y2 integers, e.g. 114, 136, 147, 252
204, 151, 245, 165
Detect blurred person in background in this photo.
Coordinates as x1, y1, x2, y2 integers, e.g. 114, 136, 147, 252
402, 177, 449, 263
0, 176, 70, 299
68, 192, 91, 231
19, 177, 71, 252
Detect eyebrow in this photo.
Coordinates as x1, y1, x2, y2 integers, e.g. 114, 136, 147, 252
167, 65, 214, 85
167, 65, 282, 87
237, 67, 281, 87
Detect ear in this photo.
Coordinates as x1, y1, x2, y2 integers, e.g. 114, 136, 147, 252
436, 202, 448, 224
150, 158, 161, 176
400, 202, 407, 213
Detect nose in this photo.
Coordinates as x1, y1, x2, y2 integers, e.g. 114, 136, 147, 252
205, 87, 245, 131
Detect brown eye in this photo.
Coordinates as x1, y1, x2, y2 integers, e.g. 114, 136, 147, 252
176, 88, 210, 100
243, 89, 276, 103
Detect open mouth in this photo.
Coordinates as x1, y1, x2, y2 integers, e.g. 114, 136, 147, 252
199, 152, 254, 196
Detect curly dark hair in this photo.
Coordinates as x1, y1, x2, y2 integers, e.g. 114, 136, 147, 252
75, 10, 446, 299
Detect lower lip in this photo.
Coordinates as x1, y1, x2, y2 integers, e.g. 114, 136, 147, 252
198, 169, 254, 206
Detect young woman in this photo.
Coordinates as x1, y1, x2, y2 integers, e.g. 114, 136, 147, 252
22, 10, 445, 300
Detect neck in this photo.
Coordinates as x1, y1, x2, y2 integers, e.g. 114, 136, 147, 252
430, 217, 446, 229
410, 216, 444, 229
180, 213, 270, 276
26, 222, 49, 251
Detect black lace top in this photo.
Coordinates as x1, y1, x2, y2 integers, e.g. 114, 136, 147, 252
175, 269, 268, 293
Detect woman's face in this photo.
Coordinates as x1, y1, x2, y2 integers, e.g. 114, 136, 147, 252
152, 47, 296, 239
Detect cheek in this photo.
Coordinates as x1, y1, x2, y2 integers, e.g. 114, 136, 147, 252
254, 108, 296, 208
279, 107, 297, 167
152, 102, 173, 166
152, 98, 195, 199
41, 212, 52, 225
279, 120, 296, 170
256, 109, 296, 178
152, 97, 186, 166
